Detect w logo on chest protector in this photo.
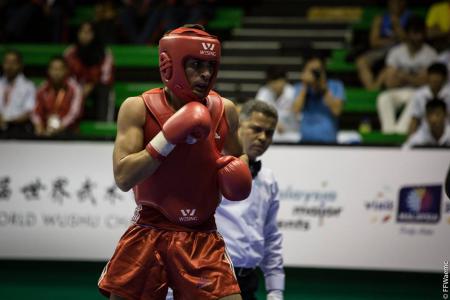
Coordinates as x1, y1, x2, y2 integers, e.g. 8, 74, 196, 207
179, 209, 198, 222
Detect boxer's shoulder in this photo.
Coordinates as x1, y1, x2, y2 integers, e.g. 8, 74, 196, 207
117, 96, 146, 127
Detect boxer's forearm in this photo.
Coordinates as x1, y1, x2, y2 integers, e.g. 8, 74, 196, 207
114, 150, 161, 191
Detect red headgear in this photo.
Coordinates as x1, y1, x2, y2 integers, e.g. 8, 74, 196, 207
159, 27, 221, 102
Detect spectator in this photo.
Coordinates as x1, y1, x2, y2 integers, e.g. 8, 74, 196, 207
255, 66, 300, 142
403, 98, 450, 148
409, 62, 450, 135
31, 56, 83, 137
437, 48, 450, 82
64, 21, 114, 121
356, 0, 410, 90
0, 50, 35, 138
161, 0, 217, 33
118, 0, 165, 44
94, 0, 120, 44
376, 15, 437, 134
426, 0, 450, 52
1, 0, 73, 43
292, 55, 346, 143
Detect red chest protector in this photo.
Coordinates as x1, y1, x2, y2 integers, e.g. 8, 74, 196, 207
133, 88, 229, 227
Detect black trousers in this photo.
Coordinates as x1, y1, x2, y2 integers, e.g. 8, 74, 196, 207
234, 268, 259, 300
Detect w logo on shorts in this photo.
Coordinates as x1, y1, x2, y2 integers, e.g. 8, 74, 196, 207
180, 209, 196, 216
179, 209, 199, 222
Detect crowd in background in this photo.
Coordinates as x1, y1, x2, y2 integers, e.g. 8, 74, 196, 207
0, 0, 449, 147
248, 0, 450, 147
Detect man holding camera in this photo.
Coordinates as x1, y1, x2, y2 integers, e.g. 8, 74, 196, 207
292, 55, 346, 143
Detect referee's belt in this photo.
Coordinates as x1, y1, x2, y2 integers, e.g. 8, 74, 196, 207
234, 267, 256, 277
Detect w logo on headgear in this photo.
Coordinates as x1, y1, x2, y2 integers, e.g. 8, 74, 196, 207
201, 43, 215, 51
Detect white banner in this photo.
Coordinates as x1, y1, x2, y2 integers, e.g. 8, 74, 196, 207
0, 141, 135, 261
264, 145, 450, 273
0, 141, 449, 272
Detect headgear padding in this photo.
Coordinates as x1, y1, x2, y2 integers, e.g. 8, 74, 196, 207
159, 27, 221, 102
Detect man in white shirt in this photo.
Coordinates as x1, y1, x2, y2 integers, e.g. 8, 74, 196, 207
409, 62, 450, 135
377, 15, 438, 133
256, 66, 299, 143
0, 49, 36, 137
216, 100, 284, 300
437, 49, 450, 83
403, 98, 450, 148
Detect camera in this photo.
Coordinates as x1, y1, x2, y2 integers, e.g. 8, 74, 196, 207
312, 69, 321, 80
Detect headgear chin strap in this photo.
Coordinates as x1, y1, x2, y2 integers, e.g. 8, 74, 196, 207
159, 27, 221, 103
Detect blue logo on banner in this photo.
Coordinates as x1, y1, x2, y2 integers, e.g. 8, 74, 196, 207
397, 185, 442, 223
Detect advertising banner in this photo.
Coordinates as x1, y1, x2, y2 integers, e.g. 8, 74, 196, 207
0, 141, 449, 272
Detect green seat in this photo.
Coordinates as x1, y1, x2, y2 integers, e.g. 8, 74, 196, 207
112, 45, 159, 67
360, 131, 407, 145
78, 121, 117, 138
327, 49, 356, 73
0, 44, 159, 68
69, 5, 95, 26
208, 7, 244, 29
344, 88, 380, 113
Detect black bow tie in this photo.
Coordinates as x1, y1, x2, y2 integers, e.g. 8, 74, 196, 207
249, 160, 262, 178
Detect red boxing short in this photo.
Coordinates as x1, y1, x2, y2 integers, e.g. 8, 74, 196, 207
98, 206, 240, 300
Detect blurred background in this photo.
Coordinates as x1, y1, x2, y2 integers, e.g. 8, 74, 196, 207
0, 0, 449, 299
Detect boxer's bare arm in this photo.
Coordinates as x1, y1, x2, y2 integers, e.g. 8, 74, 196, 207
113, 97, 161, 191
222, 98, 248, 164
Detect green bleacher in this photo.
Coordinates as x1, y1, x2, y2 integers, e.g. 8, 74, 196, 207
345, 88, 379, 112
0, 44, 159, 68
208, 7, 244, 29
114, 82, 162, 106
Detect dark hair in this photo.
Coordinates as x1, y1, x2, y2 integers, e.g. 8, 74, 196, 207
426, 98, 447, 114
164, 24, 207, 36
48, 55, 67, 67
76, 21, 106, 66
265, 65, 287, 82
3, 49, 23, 65
182, 24, 206, 31
240, 99, 278, 122
405, 15, 425, 33
427, 62, 448, 77
304, 53, 325, 64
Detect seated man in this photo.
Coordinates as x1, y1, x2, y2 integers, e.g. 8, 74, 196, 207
255, 66, 299, 143
403, 98, 450, 148
31, 56, 83, 137
356, 0, 410, 90
409, 62, 450, 135
376, 15, 437, 134
0, 49, 35, 138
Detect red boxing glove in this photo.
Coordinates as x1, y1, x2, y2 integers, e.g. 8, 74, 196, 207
146, 102, 211, 161
217, 156, 252, 201
163, 102, 211, 144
